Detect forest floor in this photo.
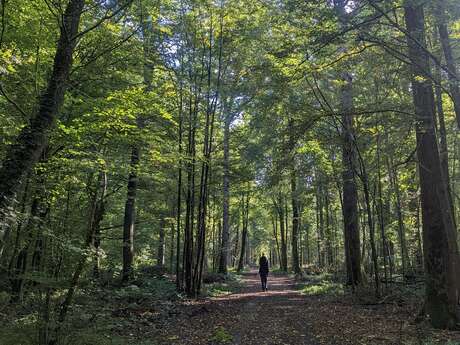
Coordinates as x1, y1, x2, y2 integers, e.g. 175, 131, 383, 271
147, 270, 460, 345
2, 269, 460, 345
155, 270, 320, 345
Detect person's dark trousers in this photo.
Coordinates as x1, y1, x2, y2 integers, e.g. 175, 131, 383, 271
260, 274, 267, 291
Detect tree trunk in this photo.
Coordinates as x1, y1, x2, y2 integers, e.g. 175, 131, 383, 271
219, 111, 231, 274
360, 168, 380, 297
121, 147, 139, 282
237, 191, 250, 272
10, 191, 48, 302
434, 63, 456, 227
315, 181, 323, 267
434, 0, 460, 128
404, 1, 459, 329
387, 155, 409, 277
340, 73, 361, 286
50, 171, 106, 345
272, 212, 281, 268
183, 92, 196, 295
291, 169, 301, 274
93, 214, 102, 279
334, 0, 361, 288
377, 134, 389, 287
233, 210, 240, 268
192, 16, 223, 296
284, 200, 289, 260
288, 119, 301, 274
4, 173, 31, 273
175, 75, 184, 289
121, 9, 154, 282
157, 219, 165, 267
0, 0, 85, 259
170, 221, 175, 273
324, 186, 333, 267
277, 194, 288, 272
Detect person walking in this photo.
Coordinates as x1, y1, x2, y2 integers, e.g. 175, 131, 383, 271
258, 253, 269, 291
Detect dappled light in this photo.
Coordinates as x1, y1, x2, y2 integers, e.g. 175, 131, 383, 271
1, 0, 460, 344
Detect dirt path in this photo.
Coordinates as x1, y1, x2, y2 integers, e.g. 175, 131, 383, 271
157, 270, 319, 345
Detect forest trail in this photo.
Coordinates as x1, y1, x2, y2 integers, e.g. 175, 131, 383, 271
158, 270, 319, 345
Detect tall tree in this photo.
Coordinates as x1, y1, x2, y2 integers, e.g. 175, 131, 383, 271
218, 100, 232, 274
121, 7, 154, 282
335, 0, 361, 286
403, 0, 459, 329
433, 0, 460, 127
0, 0, 85, 259
289, 119, 301, 274
275, 193, 288, 272
237, 189, 250, 272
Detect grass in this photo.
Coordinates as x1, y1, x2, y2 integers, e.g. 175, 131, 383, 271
298, 280, 344, 296
209, 326, 233, 344
203, 272, 244, 297
293, 273, 344, 297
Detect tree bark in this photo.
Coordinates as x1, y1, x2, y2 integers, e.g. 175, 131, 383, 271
175, 71, 184, 289
291, 168, 301, 274
10, 189, 48, 302
277, 194, 288, 272
324, 185, 333, 267
288, 119, 301, 274
157, 218, 165, 267
388, 157, 409, 277
233, 210, 240, 267
434, 0, 460, 128
433, 63, 456, 227
360, 165, 380, 296
0, 0, 85, 259
4, 173, 31, 272
334, 0, 361, 288
377, 134, 389, 287
315, 180, 324, 267
237, 190, 250, 272
271, 212, 281, 268
340, 74, 361, 286
121, 9, 154, 282
121, 147, 139, 282
218, 108, 231, 274
404, 1, 459, 329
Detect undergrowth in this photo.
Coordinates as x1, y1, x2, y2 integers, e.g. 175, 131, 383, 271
294, 273, 344, 297
0, 267, 178, 345
203, 272, 243, 297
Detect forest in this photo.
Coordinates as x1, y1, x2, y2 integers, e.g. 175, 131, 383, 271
0, 0, 460, 344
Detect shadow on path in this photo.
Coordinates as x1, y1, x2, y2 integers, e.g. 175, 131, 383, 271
159, 270, 319, 345
216, 270, 318, 345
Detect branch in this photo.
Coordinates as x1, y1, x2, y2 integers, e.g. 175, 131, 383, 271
0, 82, 28, 118
366, 0, 459, 82
361, 34, 454, 98
0, 0, 6, 50
71, 29, 138, 74
99, 220, 148, 231
73, 0, 134, 40
394, 146, 418, 167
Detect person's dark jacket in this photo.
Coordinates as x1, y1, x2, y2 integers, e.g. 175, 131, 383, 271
259, 256, 269, 276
